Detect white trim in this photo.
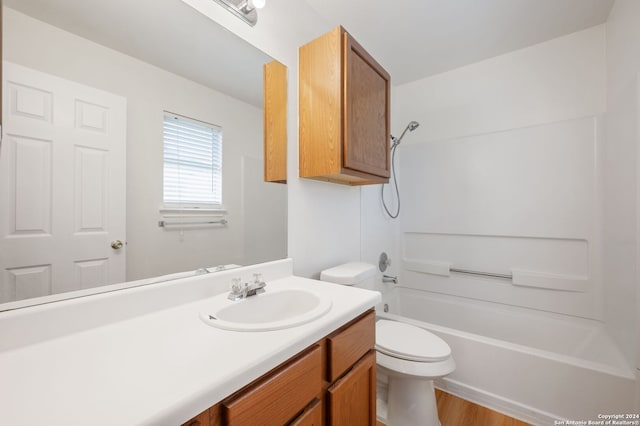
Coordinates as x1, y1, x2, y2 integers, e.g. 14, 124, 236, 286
159, 207, 227, 214
434, 377, 560, 426
163, 111, 222, 131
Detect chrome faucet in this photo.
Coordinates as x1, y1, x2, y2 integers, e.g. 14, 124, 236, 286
228, 274, 267, 301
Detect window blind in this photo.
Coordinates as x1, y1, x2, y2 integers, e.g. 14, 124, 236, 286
163, 113, 222, 207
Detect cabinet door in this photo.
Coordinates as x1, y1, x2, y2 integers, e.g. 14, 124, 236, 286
343, 32, 390, 179
263, 60, 287, 183
327, 350, 376, 426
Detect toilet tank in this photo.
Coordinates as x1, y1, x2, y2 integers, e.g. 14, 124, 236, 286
320, 262, 378, 290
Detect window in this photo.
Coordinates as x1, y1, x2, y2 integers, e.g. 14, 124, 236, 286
163, 113, 222, 208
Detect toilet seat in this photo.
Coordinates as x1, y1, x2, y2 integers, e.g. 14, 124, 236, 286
376, 320, 451, 362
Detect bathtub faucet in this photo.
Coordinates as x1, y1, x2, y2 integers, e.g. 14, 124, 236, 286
383, 274, 398, 284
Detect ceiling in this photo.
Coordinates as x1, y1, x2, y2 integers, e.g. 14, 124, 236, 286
4, 0, 273, 107
304, 0, 615, 84
4, 0, 615, 101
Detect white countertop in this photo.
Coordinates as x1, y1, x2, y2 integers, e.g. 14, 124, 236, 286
0, 260, 380, 425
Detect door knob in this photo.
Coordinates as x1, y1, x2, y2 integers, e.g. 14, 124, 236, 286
111, 240, 124, 250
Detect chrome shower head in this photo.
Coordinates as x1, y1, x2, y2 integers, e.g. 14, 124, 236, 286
391, 120, 420, 148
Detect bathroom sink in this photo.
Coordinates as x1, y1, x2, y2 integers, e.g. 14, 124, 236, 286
200, 288, 332, 331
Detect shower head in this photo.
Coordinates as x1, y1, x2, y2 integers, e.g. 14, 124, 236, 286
391, 120, 420, 148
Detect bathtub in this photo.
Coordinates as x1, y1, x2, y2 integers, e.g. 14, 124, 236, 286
376, 287, 636, 425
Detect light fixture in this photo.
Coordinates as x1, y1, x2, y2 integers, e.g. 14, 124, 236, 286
210, 0, 266, 27
240, 0, 265, 12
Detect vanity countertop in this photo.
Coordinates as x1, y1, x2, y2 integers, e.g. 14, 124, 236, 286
0, 259, 380, 425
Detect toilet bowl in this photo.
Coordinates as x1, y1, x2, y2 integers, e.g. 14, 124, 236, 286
321, 262, 456, 426
376, 319, 455, 426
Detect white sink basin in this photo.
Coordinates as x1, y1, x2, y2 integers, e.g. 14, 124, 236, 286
200, 288, 332, 331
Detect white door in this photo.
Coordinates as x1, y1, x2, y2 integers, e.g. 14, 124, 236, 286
0, 62, 126, 303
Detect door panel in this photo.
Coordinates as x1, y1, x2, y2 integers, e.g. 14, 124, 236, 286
0, 62, 126, 303
10, 134, 52, 234
74, 146, 108, 232
6, 265, 51, 301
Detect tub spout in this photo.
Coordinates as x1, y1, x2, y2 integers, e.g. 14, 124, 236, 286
383, 274, 398, 284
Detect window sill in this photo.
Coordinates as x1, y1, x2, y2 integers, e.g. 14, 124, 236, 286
159, 207, 227, 214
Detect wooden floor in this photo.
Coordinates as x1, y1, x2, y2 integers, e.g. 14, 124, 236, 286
377, 390, 531, 426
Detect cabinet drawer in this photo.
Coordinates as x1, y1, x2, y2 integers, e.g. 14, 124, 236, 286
327, 310, 375, 382
290, 398, 322, 426
223, 345, 322, 425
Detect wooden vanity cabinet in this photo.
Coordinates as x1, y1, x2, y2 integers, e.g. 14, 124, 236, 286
325, 311, 376, 425
299, 26, 391, 186
182, 310, 375, 426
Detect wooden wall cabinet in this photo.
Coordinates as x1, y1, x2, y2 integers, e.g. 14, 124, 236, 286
263, 60, 287, 183
182, 310, 375, 426
299, 26, 390, 186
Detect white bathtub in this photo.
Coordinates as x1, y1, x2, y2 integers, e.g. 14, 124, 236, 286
377, 287, 636, 425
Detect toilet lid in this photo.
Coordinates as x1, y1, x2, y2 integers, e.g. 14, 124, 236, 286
376, 320, 451, 362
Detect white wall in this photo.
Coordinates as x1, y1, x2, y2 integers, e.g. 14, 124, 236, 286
177, 6, 639, 371
361, 25, 608, 299
3, 8, 287, 280
394, 25, 606, 143
391, 25, 607, 320
360, 183, 401, 282
604, 0, 640, 373
179, 0, 640, 404
182, 1, 374, 279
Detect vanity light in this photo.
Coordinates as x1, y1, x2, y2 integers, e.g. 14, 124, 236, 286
211, 0, 266, 27
240, 0, 265, 12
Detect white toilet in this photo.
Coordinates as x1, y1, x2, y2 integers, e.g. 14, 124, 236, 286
321, 262, 455, 426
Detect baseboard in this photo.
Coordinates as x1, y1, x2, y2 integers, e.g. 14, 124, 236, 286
434, 377, 561, 426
